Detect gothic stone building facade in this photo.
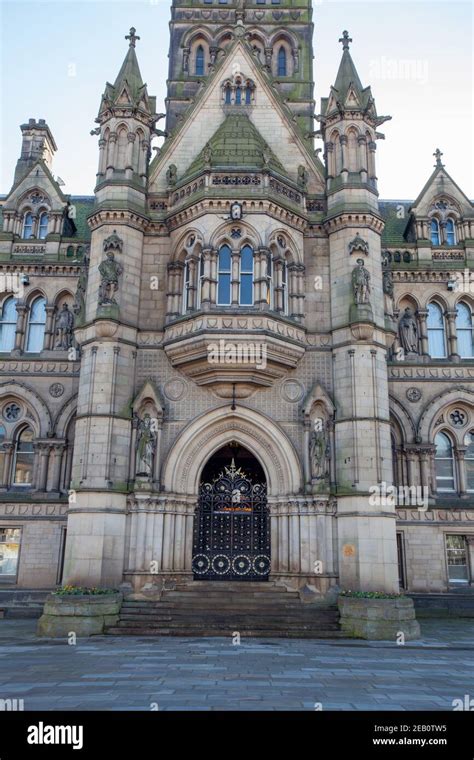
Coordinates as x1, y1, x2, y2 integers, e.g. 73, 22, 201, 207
0, 5, 473, 596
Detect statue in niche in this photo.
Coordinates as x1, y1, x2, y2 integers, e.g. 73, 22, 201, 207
135, 413, 158, 478
398, 307, 419, 354
202, 143, 212, 167
297, 164, 309, 190
166, 164, 177, 186
54, 303, 74, 349
262, 144, 272, 169
382, 269, 394, 316
98, 251, 123, 306
309, 421, 330, 480
352, 258, 371, 305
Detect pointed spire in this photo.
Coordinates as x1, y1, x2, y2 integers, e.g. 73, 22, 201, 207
333, 30, 364, 102
112, 29, 145, 101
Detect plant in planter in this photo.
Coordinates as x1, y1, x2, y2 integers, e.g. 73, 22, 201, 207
338, 589, 421, 641
37, 587, 123, 638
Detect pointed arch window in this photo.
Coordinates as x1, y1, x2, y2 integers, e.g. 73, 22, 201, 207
427, 302, 447, 358
38, 212, 48, 240
224, 84, 232, 104
217, 245, 232, 306
25, 297, 46, 353
277, 46, 287, 77
235, 85, 242, 105
430, 218, 440, 246
446, 218, 456, 246
456, 302, 474, 358
245, 85, 252, 105
239, 245, 254, 306
183, 260, 193, 314
22, 212, 34, 239
13, 427, 34, 486
0, 297, 17, 352
435, 432, 456, 492
195, 45, 205, 76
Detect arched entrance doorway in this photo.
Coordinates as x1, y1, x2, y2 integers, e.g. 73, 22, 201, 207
192, 442, 270, 581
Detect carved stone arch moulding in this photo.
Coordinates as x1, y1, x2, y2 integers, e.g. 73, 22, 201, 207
0, 380, 51, 437
417, 386, 474, 443
389, 394, 417, 443
161, 406, 302, 497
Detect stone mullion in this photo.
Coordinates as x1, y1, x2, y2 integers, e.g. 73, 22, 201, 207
106, 132, 117, 177
49, 443, 65, 492
303, 420, 311, 490
257, 248, 270, 309
253, 250, 263, 307
417, 310, 429, 356
187, 256, 197, 312
44, 305, 56, 350
209, 249, 218, 306
200, 247, 212, 310
358, 135, 367, 175
296, 265, 305, 322
288, 265, 298, 318
14, 304, 27, 353
446, 309, 459, 360
0, 443, 14, 489
34, 442, 51, 492
173, 263, 184, 316
455, 447, 467, 496
231, 249, 240, 307
273, 258, 284, 312
125, 132, 136, 174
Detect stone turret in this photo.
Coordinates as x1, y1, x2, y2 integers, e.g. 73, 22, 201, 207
13, 118, 57, 185
322, 32, 399, 593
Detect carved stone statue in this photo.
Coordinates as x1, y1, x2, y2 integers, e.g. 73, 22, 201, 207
352, 258, 371, 305
166, 164, 177, 186
98, 251, 123, 306
398, 307, 419, 354
202, 143, 212, 167
135, 414, 157, 478
297, 164, 309, 190
309, 424, 330, 480
54, 303, 74, 349
382, 269, 394, 317
262, 144, 272, 168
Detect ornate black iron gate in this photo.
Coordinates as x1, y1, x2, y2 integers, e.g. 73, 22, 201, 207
192, 459, 270, 581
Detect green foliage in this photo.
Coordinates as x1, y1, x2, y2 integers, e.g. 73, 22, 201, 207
339, 590, 404, 599
53, 585, 118, 596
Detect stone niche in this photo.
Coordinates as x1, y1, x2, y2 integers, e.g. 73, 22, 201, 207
163, 313, 306, 397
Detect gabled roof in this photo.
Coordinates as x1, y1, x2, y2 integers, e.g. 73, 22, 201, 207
410, 164, 474, 213
2, 158, 67, 208
99, 38, 156, 116
182, 113, 286, 182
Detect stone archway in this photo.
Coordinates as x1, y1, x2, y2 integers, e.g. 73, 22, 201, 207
161, 405, 302, 497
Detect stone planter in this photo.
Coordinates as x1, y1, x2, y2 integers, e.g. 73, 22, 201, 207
37, 593, 123, 638
338, 596, 420, 640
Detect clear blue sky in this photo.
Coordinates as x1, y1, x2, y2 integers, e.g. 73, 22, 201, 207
1, 0, 472, 199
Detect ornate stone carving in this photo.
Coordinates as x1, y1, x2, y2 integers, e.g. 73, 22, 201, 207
349, 235, 369, 256
54, 303, 74, 350
398, 307, 419, 354
450, 409, 468, 427
49, 382, 65, 398
166, 164, 177, 186
297, 165, 309, 190
406, 387, 422, 403
309, 422, 330, 481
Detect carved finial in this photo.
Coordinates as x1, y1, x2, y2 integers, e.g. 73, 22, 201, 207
339, 30, 352, 50
125, 27, 140, 48
433, 148, 444, 168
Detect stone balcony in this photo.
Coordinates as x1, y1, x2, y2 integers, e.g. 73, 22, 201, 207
163, 312, 306, 398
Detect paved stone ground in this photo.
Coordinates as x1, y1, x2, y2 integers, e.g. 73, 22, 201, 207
0, 619, 472, 711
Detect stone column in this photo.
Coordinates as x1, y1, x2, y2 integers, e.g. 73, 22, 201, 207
187, 256, 197, 312
209, 249, 218, 306
49, 443, 65, 492
200, 247, 212, 310
273, 257, 283, 312
231, 248, 240, 306
13, 304, 27, 353
419, 446, 435, 497
34, 442, 50, 492
97, 137, 107, 179
303, 420, 311, 491
125, 132, 136, 177
417, 309, 429, 356
288, 264, 298, 318
455, 447, 467, 496
358, 135, 367, 176
44, 304, 56, 350
0, 443, 14, 489
106, 132, 117, 177
446, 309, 459, 360
368, 140, 377, 187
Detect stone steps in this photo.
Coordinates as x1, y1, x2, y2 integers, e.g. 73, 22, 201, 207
106, 582, 342, 638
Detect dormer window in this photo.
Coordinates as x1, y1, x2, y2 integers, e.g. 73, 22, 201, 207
446, 218, 456, 246
22, 212, 34, 239
430, 218, 440, 246
38, 212, 49, 240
